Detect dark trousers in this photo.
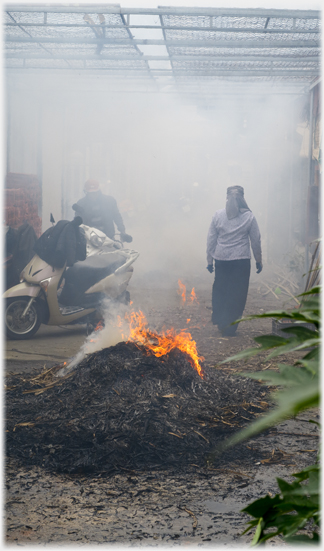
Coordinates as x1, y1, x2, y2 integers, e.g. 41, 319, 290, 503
212, 259, 251, 335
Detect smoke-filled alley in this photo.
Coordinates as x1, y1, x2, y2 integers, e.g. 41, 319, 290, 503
4, 2, 321, 547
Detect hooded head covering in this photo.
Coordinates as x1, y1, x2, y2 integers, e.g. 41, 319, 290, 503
226, 185, 250, 220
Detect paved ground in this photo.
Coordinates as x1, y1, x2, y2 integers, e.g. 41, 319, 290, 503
5, 279, 319, 546
5, 324, 87, 364
5, 416, 319, 547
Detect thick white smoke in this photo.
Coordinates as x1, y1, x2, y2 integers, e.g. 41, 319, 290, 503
7, 71, 309, 296
57, 299, 129, 376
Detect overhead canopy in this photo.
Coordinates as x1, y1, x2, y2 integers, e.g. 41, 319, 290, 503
4, 4, 321, 95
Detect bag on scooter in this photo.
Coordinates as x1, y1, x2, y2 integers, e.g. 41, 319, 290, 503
34, 218, 86, 268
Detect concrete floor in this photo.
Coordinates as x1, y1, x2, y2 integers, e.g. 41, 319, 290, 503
5, 324, 88, 364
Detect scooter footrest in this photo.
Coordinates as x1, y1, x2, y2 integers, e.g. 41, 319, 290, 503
59, 305, 86, 316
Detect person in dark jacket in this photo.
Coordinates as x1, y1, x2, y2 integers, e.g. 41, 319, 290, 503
73, 179, 132, 242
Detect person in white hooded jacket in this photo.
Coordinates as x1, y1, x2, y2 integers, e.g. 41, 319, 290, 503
206, 185, 262, 336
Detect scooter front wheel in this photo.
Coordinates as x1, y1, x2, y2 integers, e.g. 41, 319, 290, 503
5, 297, 42, 340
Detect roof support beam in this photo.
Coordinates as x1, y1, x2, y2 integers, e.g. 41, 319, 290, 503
5, 5, 321, 18
170, 70, 319, 76
4, 66, 318, 77
5, 23, 321, 34
6, 37, 320, 48
5, 53, 320, 63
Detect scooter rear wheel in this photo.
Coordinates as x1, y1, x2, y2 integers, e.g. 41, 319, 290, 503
5, 297, 42, 340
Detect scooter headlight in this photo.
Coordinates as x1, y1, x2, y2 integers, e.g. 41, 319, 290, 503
40, 277, 52, 293
90, 232, 105, 248
19, 269, 26, 283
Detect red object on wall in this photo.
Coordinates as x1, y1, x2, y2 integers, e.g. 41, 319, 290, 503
5, 173, 42, 237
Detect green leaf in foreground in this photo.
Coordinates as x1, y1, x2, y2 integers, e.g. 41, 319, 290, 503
240, 464, 320, 545
242, 362, 318, 387
213, 285, 321, 546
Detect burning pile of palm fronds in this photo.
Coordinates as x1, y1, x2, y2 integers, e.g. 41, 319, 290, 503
6, 342, 269, 474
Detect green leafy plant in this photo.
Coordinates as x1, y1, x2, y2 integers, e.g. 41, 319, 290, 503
242, 463, 320, 546
214, 286, 320, 545
219, 286, 320, 445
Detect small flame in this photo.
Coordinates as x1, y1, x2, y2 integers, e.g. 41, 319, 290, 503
187, 318, 191, 324
123, 310, 204, 378
190, 288, 199, 304
178, 279, 186, 303
94, 320, 104, 332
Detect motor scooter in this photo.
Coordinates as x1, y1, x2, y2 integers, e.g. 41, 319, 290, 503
4, 225, 139, 340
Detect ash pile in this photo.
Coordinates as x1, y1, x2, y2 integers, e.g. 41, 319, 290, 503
6, 342, 267, 474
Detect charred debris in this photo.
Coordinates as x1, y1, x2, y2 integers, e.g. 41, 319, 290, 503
6, 342, 269, 474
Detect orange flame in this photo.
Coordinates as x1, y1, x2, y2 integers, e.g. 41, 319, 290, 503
94, 320, 104, 332
187, 318, 191, 324
177, 279, 186, 303
123, 310, 204, 378
190, 287, 199, 304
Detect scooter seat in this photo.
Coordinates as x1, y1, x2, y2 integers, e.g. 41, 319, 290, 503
59, 252, 126, 306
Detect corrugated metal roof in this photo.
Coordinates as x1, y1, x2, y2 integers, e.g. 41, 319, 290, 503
4, 4, 321, 94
